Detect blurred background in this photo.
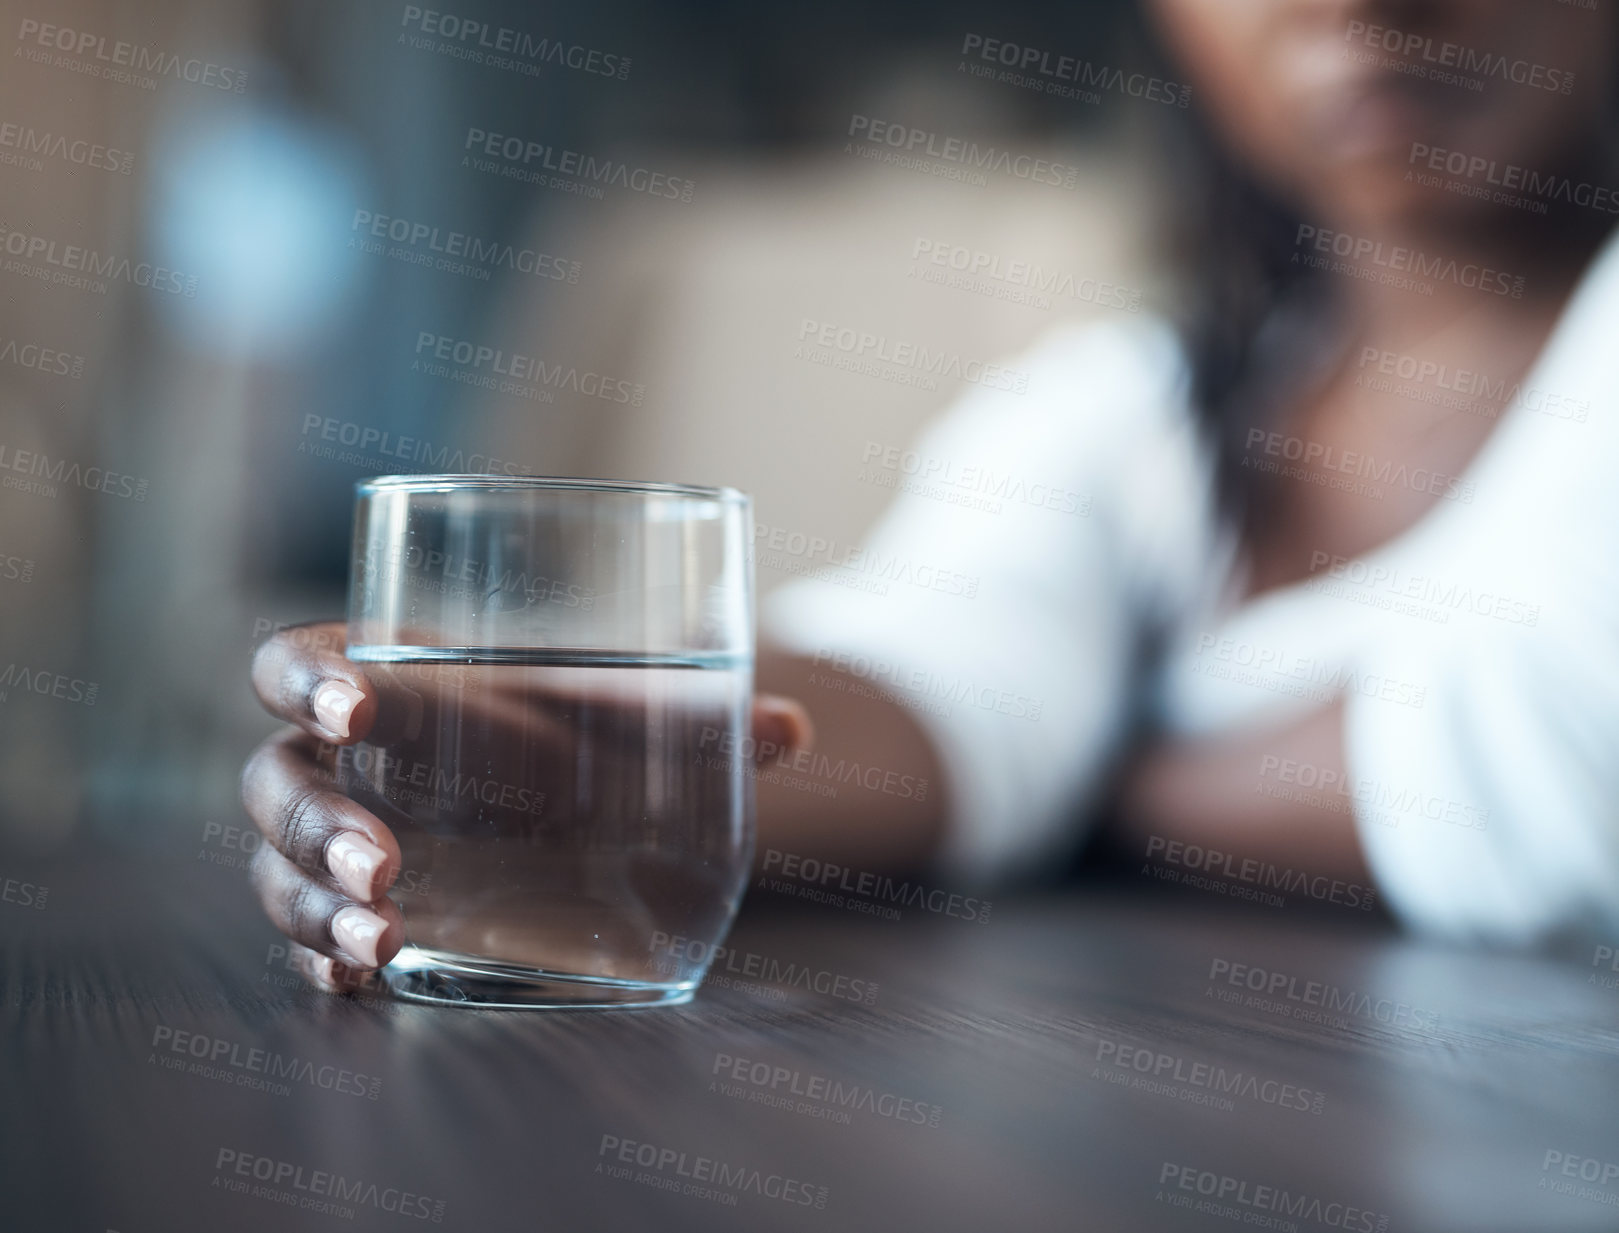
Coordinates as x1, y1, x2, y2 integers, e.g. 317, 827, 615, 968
0, 0, 1170, 850
14, 12, 1619, 1233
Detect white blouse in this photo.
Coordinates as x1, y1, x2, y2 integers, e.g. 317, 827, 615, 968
764, 227, 1619, 946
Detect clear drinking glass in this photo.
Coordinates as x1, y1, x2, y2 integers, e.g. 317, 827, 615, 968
338, 475, 754, 1009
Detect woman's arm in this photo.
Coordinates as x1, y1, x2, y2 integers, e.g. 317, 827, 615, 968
754, 647, 947, 874
1113, 699, 1373, 886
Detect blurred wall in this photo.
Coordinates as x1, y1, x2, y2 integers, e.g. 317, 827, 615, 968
0, 0, 1159, 848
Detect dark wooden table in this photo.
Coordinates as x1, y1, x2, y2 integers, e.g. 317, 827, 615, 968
5, 838, 1619, 1233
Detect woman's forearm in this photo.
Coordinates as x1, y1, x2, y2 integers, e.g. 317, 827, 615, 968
753, 648, 947, 874
756, 651, 1374, 888
1114, 699, 1373, 886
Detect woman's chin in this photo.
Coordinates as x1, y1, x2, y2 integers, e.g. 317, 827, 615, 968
1305, 176, 1478, 240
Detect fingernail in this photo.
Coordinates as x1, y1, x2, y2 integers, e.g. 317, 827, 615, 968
327, 832, 387, 902
310, 954, 339, 991
313, 681, 364, 739
331, 905, 391, 969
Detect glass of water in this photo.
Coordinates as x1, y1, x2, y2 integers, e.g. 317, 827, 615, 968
339, 475, 754, 1009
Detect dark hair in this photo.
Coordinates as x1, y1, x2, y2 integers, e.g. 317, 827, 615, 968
1115, 5, 1341, 533
1155, 98, 1342, 531
1121, 5, 1617, 533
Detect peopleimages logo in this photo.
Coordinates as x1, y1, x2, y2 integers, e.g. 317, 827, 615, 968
413, 332, 644, 405
0, 335, 84, 378
336, 745, 547, 819
700, 726, 930, 804
911, 237, 1142, 314
596, 1134, 829, 1210
1294, 224, 1525, 298
214, 1148, 446, 1222
1192, 631, 1428, 711
1354, 345, 1589, 423
298, 413, 531, 476
1144, 835, 1378, 911
0, 219, 197, 296
753, 518, 980, 599
0, 444, 147, 502
1344, 19, 1575, 94
1592, 943, 1619, 978
13, 17, 249, 92
356, 541, 592, 619
1256, 751, 1490, 834
649, 931, 880, 1005
862, 439, 1088, 516
1157, 1163, 1389, 1232
759, 848, 992, 923
199, 818, 439, 894
350, 208, 582, 284
399, 5, 630, 81
1409, 142, 1619, 216
0, 871, 47, 910
0, 119, 134, 174
711, 1052, 944, 1128
462, 127, 693, 202
1305, 549, 1541, 631
846, 115, 1080, 190
1244, 427, 1477, 505
150, 1025, 381, 1100
810, 647, 1043, 724
1206, 956, 1440, 1030
958, 33, 1191, 108
1540, 1150, 1619, 1206
797, 318, 1029, 394
0, 551, 34, 585
0, 662, 98, 706
1094, 1036, 1327, 1114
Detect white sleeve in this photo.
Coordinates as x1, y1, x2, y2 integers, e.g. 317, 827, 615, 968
1343, 317, 1619, 945
1345, 602, 1619, 945
762, 319, 1212, 882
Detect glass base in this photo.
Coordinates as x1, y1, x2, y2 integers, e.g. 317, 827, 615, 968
378, 945, 697, 1009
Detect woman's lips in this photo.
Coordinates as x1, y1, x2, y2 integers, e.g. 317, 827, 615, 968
1305, 83, 1444, 162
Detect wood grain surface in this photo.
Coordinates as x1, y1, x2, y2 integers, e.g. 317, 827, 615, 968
4, 841, 1618, 1233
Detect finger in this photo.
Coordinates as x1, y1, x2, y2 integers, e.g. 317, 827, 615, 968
752, 693, 813, 763
251, 621, 376, 744
250, 843, 405, 970
240, 728, 402, 902
285, 941, 387, 996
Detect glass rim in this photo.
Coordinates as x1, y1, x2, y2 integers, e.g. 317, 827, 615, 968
355, 473, 748, 503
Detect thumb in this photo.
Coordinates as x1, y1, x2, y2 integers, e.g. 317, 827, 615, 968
749, 694, 814, 764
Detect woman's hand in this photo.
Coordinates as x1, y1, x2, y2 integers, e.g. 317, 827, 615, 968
241, 621, 812, 994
